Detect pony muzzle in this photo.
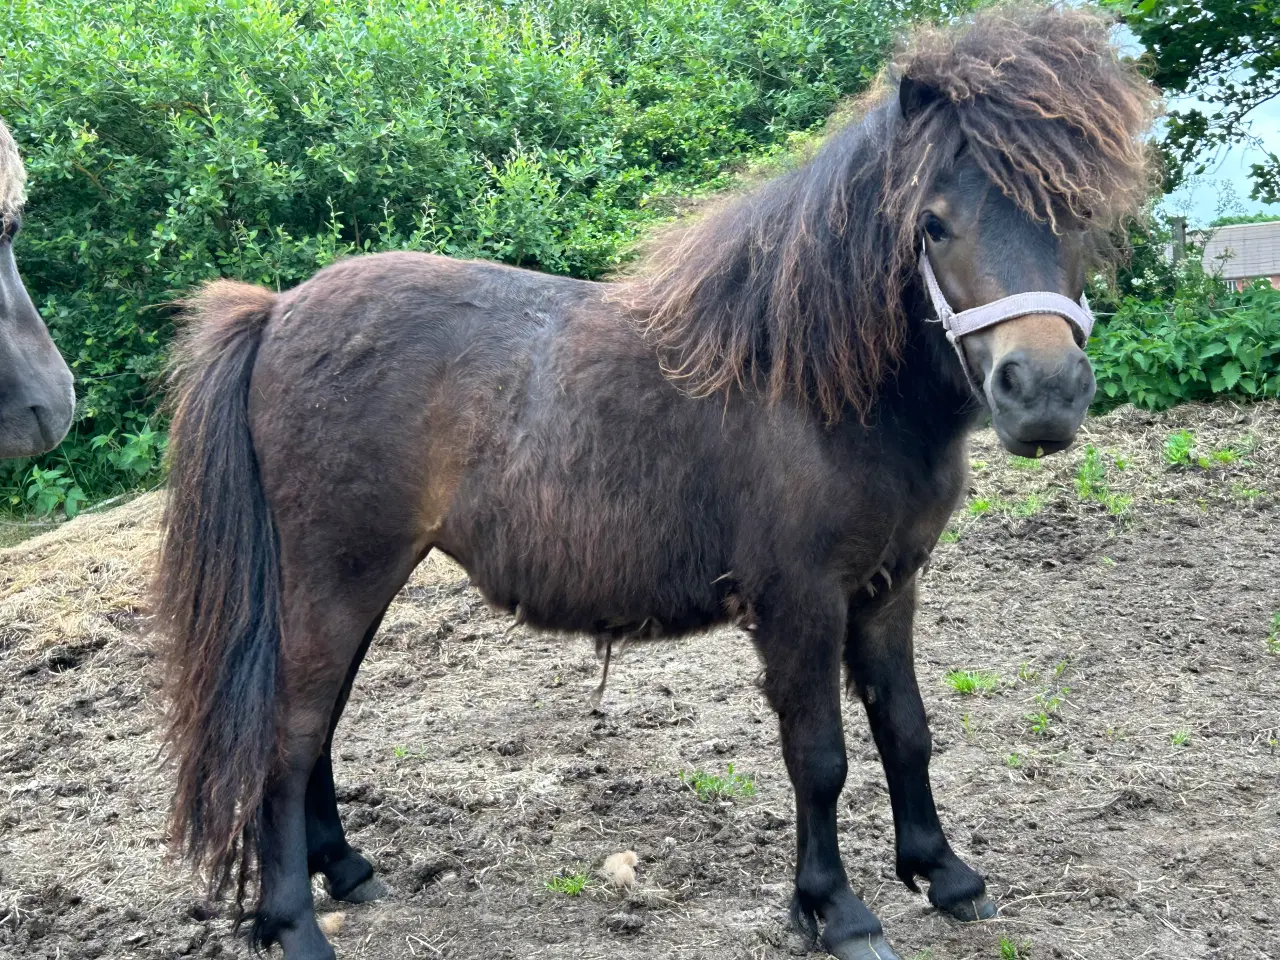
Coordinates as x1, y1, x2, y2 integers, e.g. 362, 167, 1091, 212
0, 257, 76, 458
975, 314, 1096, 458
919, 250, 1096, 457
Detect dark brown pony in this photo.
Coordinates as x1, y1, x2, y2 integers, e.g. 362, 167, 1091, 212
156, 8, 1156, 959
0, 116, 74, 459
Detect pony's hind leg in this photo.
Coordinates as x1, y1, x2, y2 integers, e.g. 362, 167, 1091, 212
256, 548, 420, 959
755, 582, 901, 960
306, 748, 386, 902
306, 613, 391, 903
256, 734, 335, 960
845, 576, 994, 923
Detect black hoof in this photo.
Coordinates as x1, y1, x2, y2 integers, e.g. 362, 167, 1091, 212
317, 848, 379, 902
332, 874, 389, 904
940, 894, 997, 922
827, 934, 902, 960
251, 912, 337, 960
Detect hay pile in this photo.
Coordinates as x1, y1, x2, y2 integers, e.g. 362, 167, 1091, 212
0, 493, 162, 656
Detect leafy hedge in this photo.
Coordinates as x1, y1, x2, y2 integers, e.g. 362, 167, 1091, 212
2, 0, 976, 508
1090, 272, 1280, 411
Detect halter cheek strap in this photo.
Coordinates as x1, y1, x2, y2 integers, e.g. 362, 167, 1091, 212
919, 246, 1094, 389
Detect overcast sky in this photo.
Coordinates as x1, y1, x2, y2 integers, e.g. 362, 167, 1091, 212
1159, 94, 1280, 226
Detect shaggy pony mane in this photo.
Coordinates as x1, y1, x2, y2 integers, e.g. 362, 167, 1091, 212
618, 4, 1159, 421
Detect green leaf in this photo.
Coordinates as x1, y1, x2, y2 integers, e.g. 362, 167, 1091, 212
36, 489, 63, 517
64, 487, 87, 519
1220, 361, 1242, 390
1198, 342, 1228, 360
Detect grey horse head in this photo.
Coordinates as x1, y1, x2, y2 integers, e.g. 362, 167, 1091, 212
0, 117, 74, 458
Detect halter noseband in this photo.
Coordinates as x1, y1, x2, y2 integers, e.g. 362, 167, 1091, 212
919, 245, 1094, 389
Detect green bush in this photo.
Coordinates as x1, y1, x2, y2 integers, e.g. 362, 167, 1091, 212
1089, 267, 1280, 412
2, 0, 975, 509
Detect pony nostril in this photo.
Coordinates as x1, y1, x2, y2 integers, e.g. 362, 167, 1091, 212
993, 358, 1024, 404
29, 404, 70, 449
1053, 352, 1094, 405
1073, 353, 1096, 394
30, 406, 55, 447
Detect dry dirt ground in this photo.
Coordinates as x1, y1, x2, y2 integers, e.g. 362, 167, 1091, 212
2, 402, 1278, 960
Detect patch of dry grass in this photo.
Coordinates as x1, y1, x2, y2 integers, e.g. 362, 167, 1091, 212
0, 492, 162, 654
957, 402, 1280, 534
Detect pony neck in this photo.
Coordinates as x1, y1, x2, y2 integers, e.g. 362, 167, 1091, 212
852, 284, 983, 448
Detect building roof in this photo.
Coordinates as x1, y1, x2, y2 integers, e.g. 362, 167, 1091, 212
1200, 221, 1280, 280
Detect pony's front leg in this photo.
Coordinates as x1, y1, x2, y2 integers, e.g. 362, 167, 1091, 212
845, 576, 995, 922
756, 585, 902, 960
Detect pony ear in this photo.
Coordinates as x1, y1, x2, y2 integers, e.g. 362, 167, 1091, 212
899, 76, 942, 120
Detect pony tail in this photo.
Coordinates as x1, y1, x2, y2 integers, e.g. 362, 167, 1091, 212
154, 280, 281, 907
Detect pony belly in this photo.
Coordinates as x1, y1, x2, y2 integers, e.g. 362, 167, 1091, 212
462, 559, 732, 640
437, 509, 732, 641
437, 455, 736, 641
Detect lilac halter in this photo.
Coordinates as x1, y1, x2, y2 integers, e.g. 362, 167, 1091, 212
919, 246, 1094, 386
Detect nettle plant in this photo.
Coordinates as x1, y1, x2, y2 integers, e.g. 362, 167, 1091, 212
1088, 260, 1280, 412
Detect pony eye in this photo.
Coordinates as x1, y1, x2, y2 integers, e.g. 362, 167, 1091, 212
923, 213, 949, 243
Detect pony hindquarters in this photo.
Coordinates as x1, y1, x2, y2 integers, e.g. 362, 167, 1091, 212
156, 280, 420, 959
